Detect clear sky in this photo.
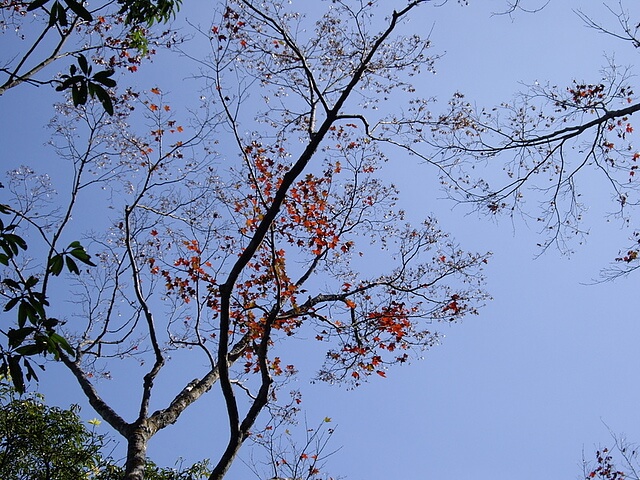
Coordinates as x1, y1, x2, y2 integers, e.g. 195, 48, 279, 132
3, 1, 640, 479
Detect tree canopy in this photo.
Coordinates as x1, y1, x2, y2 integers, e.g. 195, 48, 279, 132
0, 386, 103, 480
1, 0, 490, 478
2, 0, 640, 479
0, 383, 211, 479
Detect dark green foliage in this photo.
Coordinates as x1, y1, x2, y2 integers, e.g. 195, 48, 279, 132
56, 55, 117, 115
95, 459, 212, 480
27, 0, 182, 27
117, 0, 182, 26
0, 388, 103, 480
0, 386, 212, 479
27, 0, 93, 27
0, 206, 95, 393
24, 0, 181, 115
48, 240, 97, 276
0, 208, 27, 268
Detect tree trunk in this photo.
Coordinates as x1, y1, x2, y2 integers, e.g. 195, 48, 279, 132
124, 425, 150, 480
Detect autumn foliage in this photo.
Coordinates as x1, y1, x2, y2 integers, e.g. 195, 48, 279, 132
1, 0, 491, 479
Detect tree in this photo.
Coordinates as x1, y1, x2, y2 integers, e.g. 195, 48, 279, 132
0, 204, 94, 393
0, 0, 184, 390
1, 0, 491, 479
418, 2, 640, 268
0, 0, 182, 110
0, 383, 103, 479
0, 382, 211, 479
581, 434, 640, 480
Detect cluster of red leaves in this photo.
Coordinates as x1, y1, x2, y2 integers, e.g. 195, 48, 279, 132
328, 123, 362, 152
567, 83, 606, 106
603, 117, 634, 152
236, 140, 353, 259
617, 230, 640, 264
599, 115, 639, 180
616, 250, 638, 263
369, 302, 414, 351
92, 21, 156, 73
235, 142, 288, 234
145, 87, 185, 147
442, 293, 462, 315
211, 6, 247, 49
236, 252, 300, 340
154, 240, 215, 305
586, 448, 625, 480
324, 301, 418, 382
281, 168, 346, 256
150, 128, 480, 387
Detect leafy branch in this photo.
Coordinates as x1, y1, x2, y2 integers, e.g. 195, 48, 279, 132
0, 206, 95, 393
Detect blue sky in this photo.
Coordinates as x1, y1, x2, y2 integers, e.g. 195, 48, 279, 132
4, 1, 640, 479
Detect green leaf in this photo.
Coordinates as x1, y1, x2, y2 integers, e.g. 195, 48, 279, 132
71, 83, 87, 106
18, 300, 34, 328
64, 0, 92, 22
15, 344, 45, 357
26, 0, 50, 11
24, 276, 39, 289
77, 54, 89, 75
0, 234, 25, 257
22, 357, 42, 383
42, 317, 59, 329
65, 256, 79, 275
3, 233, 27, 252
49, 333, 74, 357
71, 249, 96, 266
66, 241, 97, 268
2, 278, 21, 290
0, 254, 8, 266
7, 356, 25, 394
49, 1, 68, 27
48, 255, 64, 276
8, 327, 36, 349
91, 84, 114, 116
92, 69, 117, 88
30, 291, 49, 308
4, 297, 20, 312
69, 249, 89, 262
0, 243, 14, 258
28, 296, 47, 320
119, 0, 182, 26
58, 75, 85, 91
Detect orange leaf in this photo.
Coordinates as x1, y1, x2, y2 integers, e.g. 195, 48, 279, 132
150, 87, 161, 95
